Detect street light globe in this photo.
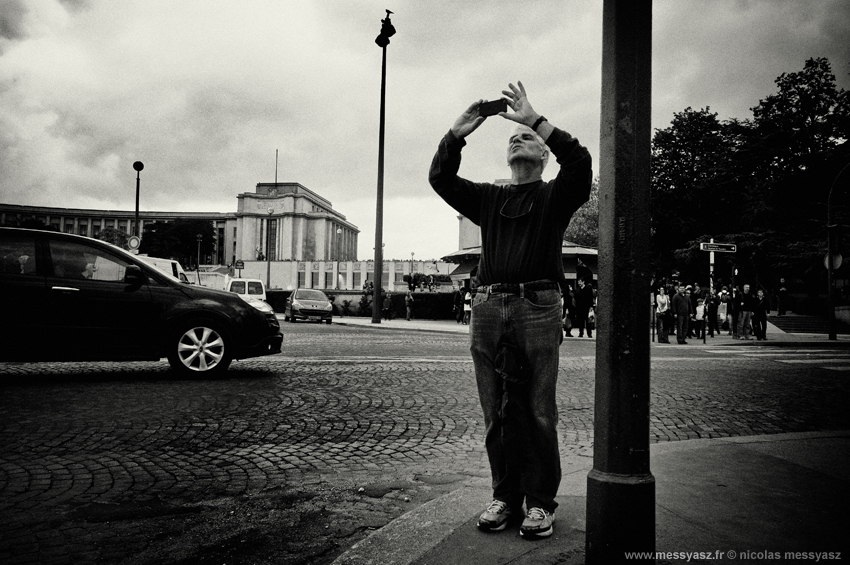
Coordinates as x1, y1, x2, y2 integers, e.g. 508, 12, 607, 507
133, 161, 144, 172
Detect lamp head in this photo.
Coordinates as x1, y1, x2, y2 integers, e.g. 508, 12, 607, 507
375, 10, 395, 47
133, 161, 144, 172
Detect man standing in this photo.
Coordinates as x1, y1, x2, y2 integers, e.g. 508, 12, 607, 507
752, 288, 769, 340
670, 285, 691, 345
737, 284, 755, 339
429, 82, 591, 539
574, 277, 595, 338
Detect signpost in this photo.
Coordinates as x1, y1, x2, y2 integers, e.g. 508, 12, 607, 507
699, 242, 736, 253
235, 260, 244, 278
700, 239, 736, 294
700, 239, 737, 344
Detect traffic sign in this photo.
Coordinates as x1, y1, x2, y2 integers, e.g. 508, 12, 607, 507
235, 260, 245, 269
127, 235, 141, 255
700, 243, 736, 253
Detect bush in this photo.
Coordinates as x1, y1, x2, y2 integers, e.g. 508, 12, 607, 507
358, 293, 373, 317
266, 290, 292, 312
404, 291, 457, 320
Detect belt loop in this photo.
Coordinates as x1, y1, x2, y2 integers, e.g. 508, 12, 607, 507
519, 282, 525, 299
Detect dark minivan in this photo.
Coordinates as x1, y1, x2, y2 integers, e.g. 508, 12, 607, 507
0, 227, 282, 375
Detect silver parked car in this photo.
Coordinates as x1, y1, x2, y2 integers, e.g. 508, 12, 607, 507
284, 288, 333, 324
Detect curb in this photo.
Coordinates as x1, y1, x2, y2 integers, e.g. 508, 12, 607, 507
330, 430, 850, 565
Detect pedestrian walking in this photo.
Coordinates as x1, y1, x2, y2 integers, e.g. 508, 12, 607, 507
737, 284, 755, 340
706, 290, 720, 337
454, 286, 465, 323
729, 286, 740, 338
752, 289, 769, 340
382, 293, 393, 321
563, 284, 576, 337
693, 298, 705, 339
777, 278, 788, 316
670, 285, 690, 345
574, 278, 595, 338
656, 286, 670, 343
718, 287, 729, 331
405, 289, 415, 321
429, 81, 592, 539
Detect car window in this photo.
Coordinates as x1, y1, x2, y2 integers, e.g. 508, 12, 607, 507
0, 232, 37, 275
230, 281, 246, 294
49, 239, 130, 282
297, 289, 328, 301
247, 281, 264, 295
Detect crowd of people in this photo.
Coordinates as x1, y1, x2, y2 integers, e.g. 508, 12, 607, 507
654, 280, 771, 344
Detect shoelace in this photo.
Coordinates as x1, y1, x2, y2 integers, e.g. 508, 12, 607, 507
526, 507, 548, 521
486, 500, 508, 514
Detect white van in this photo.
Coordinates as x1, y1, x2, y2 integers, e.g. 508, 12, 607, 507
226, 278, 267, 301
137, 256, 190, 283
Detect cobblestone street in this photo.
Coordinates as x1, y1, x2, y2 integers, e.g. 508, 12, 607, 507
1, 322, 848, 564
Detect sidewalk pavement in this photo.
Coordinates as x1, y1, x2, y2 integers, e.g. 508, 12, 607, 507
332, 315, 850, 343
330, 317, 850, 564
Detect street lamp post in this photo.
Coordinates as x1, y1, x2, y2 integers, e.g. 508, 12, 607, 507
586, 1, 654, 562
372, 9, 396, 324
133, 161, 144, 237
196, 234, 202, 270
827, 160, 849, 340
267, 208, 274, 289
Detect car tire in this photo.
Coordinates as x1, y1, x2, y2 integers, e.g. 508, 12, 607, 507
167, 321, 233, 376
289, 316, 296, 323
325, 318, 332, 325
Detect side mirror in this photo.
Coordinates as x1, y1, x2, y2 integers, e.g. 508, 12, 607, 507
124, 264, 145, 286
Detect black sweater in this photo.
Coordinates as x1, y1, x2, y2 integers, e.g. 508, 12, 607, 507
429, 127, 592, 285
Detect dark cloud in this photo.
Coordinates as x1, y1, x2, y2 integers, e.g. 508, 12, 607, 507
0, 0, 28, 41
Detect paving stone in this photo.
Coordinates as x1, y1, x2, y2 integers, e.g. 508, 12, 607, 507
1, 324, 848, 564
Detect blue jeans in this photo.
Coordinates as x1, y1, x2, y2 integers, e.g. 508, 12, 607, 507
470, 288, 563, 513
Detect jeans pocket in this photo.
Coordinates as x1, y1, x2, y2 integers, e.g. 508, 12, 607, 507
472, 292, 489, 308
523, 289, 561, 309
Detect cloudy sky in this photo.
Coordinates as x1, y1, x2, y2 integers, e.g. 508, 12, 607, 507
1, 0, 849, 261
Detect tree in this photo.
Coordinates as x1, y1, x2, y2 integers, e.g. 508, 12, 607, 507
650, 57, 850, 294
650, 107, 736, 276
17, 219, 57, 232
139, 219, 215, 268
98, 227, 130, 249
563, 177, 599, 247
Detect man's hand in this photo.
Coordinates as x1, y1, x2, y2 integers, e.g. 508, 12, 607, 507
450, 100, 487, 139
500, 81, 553, 141
500, 81, 538, 126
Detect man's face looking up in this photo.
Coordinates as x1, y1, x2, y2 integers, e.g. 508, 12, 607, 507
507, 126, 547, 168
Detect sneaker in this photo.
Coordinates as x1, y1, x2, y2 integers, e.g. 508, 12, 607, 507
520, 507, 554, 539
477, 500, 512, 532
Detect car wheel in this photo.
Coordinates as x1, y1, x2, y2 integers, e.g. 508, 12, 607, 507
289, 316, 296, 323
325, 318, 332, 325
167, 321, 233, 376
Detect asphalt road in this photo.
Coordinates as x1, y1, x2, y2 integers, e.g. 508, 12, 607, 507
1, 322, 848, 564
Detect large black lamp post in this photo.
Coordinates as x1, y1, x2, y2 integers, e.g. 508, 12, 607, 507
586, 1, 654, 562
371, 9, 395, 324
133, 161, 144, 237
827, 160, 849, 340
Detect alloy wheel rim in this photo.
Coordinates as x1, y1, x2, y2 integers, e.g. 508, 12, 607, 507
177, 327, 224, 371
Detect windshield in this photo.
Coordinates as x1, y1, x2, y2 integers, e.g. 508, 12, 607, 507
296, 289, 328, 301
